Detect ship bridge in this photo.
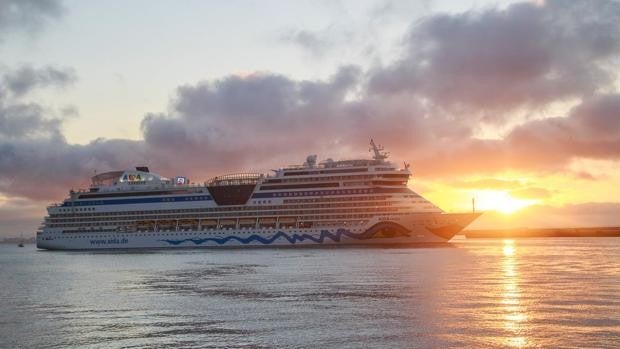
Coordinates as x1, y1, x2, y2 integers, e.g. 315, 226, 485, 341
90, 167, 172, 190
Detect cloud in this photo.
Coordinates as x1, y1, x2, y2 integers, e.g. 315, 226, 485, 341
2, 73, 619, 201
574, 171, 596, 181
140, 66, 373, 171
0, 65, 137, 200
0, 135, 146, 200
369, 0, 620, 117
471, 202, 620, 229
139, 65, 477, 177
569, 93, 620, 141
139, 50, 620, 179
408, 93, 620, 177
3, 65, 76, 97
1, 0, 619, 206
279, 29, 351, 57
0, 102, 62, 138
509, 187, 552, 199
504, 94, 620, 163
0, 65, 75, 140
279, 0, 430, 62
450, 178, 522, 190
0, 0, 64, 39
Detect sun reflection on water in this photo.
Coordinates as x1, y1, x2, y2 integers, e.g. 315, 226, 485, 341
503, 241, 515, 257
501, 239, 528, 347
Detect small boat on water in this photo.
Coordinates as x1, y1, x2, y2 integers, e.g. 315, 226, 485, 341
18, 242, 24, 247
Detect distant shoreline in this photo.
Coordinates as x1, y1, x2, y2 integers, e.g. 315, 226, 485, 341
462, 227, 620, 238
0, 237, 35, 244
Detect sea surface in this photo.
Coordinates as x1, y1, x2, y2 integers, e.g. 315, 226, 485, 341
1, 237, 618, 348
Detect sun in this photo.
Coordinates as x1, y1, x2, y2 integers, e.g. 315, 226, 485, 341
473, 190, 537, 214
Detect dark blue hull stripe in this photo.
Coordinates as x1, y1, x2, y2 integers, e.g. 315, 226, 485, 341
159, 228, 367, 245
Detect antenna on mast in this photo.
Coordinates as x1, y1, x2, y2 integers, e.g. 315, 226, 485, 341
369, 138, 389, 161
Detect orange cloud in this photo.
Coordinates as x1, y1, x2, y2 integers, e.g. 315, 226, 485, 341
510, 187, 552, 199
450, 178, 523, 190
471, 202, 620, 229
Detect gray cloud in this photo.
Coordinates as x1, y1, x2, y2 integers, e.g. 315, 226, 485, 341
0, 65, 75, 140
570, 93, 620, 141
140, 65, 465, 177
279, 0, 429, 60
0, 102, 62, 138
506, 94, 620, 162
0, 0, 64, 38
280, 30, 335, 57
173, 73, 298, 120
410, 93, 620, 177
3, 65, 77, 97
0, 135, 146, 200
2, 74, 618, 201
0, 65, 89, 199
369, 0, 620, 117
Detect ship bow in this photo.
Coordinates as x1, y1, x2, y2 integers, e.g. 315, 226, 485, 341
427, 212, 482, 240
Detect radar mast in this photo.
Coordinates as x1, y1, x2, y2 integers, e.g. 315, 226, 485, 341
369, 139, 389, 161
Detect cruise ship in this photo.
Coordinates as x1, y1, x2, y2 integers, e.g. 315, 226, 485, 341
36, 141, 481, 250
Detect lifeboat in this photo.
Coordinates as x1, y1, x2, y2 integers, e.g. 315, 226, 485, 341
136, 220, 155, 231
219, 219, 237, 229
279, 217, 296, 228
179, 219, 198, 230
239, 218, 257, 229
258, 218, 277, 229
200, 219, 218, 229
157, 220, 176, 230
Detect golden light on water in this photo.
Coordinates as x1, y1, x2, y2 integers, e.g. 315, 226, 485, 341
501, 239, 529, 347
503, 240, 515, 257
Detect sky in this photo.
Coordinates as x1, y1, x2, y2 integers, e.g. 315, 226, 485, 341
1, 0, 619, 237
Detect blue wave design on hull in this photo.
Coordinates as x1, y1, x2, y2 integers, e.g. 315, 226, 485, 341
159, 229, 364, 246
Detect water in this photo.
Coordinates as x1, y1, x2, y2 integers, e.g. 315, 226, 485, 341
1, 237, 618, 348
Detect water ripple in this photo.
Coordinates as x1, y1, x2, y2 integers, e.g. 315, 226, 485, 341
1, 238, 618, 348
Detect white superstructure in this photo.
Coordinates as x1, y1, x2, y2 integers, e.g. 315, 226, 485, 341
37, 140, 480, 250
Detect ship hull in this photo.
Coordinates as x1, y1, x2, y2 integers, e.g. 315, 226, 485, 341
36, 213, 480, 250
